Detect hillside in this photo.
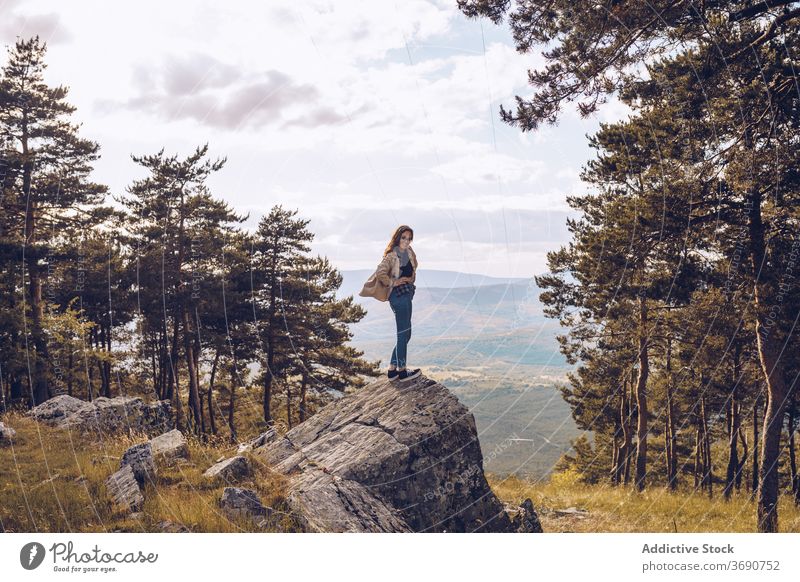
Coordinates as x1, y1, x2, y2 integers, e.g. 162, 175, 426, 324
487, 473, 800, 533
4, 404, 797, 533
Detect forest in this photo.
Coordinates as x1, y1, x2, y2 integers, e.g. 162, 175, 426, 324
0, 37, 378, 446
458, 0, 800, 532
2, 0, 799, 536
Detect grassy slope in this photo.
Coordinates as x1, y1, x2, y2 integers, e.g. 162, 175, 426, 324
487, 471, 800, 533
0, 410, 298, 533
4, 396, 799, 533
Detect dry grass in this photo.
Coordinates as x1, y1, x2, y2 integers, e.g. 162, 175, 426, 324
487, 470, 800, 533
0, 410, 299, 533
8, 395, 798, 534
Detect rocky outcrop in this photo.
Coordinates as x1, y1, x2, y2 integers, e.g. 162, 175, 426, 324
237, 428, 278, 453
105, 465, 144, 512
508, 498, 543, 533
150, 429, 189, 464
0, 421, 16, 445
204, 455, 252, 482
256, 375, 515, 532
219, 487, 273, 527
102, 430, 186, 515
120, 443, 157, 486
29, 394, 173, 437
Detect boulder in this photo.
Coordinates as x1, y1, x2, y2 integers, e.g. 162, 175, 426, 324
29, 394, 173, 437
508, 498, 544, 533
203, 455, 251, 483
0, 421, 16, 445
219, 487, 272, 525
156, 520, 189, 533
150, 429, 189, 464
105, 465, 143, 512
257, 375, 514, 532
120, 443, 157, 487
237, 428, 278, 453
28, 395, 91, 427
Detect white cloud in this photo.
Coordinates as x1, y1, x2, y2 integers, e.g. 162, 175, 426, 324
2, 0, 625, 277
430, 150, 546, 184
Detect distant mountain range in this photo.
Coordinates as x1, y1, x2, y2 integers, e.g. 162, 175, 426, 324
338, 268, 533, 299
339, 268, 563, 367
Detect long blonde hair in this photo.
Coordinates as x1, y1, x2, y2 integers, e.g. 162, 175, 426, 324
383, 225, 414, 257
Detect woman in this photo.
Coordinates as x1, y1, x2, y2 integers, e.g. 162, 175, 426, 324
376, 225, 421, 381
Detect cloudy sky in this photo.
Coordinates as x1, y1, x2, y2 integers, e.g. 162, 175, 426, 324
2, 0, 630, 278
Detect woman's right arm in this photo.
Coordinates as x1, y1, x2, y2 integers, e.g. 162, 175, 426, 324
376, 256, 393, 287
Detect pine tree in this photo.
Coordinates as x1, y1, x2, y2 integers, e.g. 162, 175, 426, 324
197, 230, 259, 442
461, 0, 800, 531
250, 206, 313, 425
0, 36, 108, 405
118, 144, 245, 435
536, 108, 703, 490
283, 255, 379, 423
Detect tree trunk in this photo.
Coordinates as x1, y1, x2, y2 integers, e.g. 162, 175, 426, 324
736, 423, 748, 491
208, 350, 219, 436
192, 317, 205, 439
286, 381, 292, 429
182, 308, 202, 436
105, 324, 112, 397
749, 188, 790, 533
724, 347, 742, 500
787, 397, 798, 506
98, 325, 109, 397
701, 395, 712, 498
634, 295, 649, 492
624, 369, 635, 486
694, 422, 702, 491
665, 339, 677, 490
170, 318, 185, 432
87, 351, 95, 402
614, 378, 628, 485
299, 372, 308, 423
10, 374, 23, 403
29, 265, 50, 405
67, 350, 74, 396
21, 111, 50, 406
752, 391, 760, 497
150, 331, 159, 399
228, 359, 238, 444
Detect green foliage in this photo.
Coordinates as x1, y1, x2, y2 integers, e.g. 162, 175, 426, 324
468, 0, 800, 530
0, 38, 382, 438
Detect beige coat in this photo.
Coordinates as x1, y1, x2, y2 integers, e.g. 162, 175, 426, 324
376, 246, 418, 288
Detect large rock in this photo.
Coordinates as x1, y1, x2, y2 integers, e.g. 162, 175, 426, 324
105, 465, 143, 512
0, 422, 16, 446
508, 498, 544, 533
204, 455, 251, 482
29, 394, 173, 437
219, 487, 272, 527
237, 428, 278, 453
150, 429, 189, 464
120, 443, 157, 487
257, 375, 514, 532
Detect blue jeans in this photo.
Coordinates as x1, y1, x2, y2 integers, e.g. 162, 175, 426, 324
389, 288, 413, 368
